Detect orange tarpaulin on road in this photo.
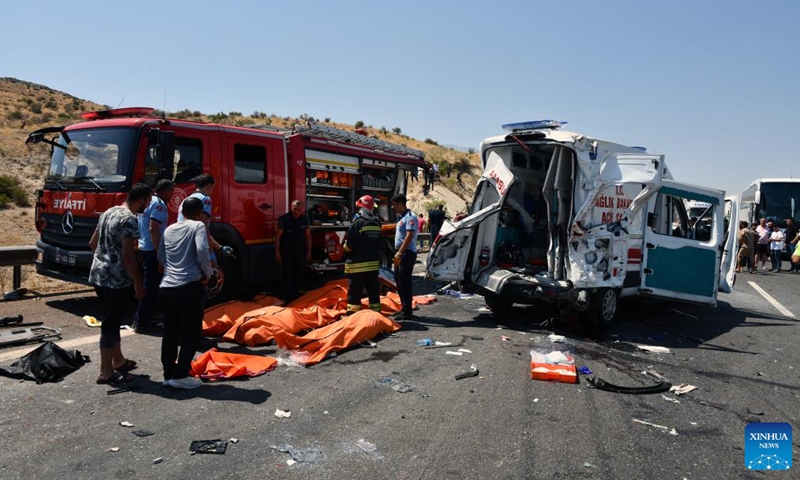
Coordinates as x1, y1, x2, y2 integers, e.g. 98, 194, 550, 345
190, 348, 277, 381
202, 295, 282, 336
272, 310, 402, 366
221, 305, 344, 346
286, 280, 349, 310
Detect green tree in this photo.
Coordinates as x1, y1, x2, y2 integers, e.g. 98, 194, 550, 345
355, 120, 365, 129
392, 127, 402, 135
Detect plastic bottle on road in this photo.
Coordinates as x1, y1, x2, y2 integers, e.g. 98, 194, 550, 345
417, 338, 434, 347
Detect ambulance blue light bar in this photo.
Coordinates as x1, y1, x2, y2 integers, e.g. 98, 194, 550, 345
502, 120, 567, 131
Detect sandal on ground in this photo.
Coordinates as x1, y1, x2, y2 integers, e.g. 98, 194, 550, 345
113, 359, 138, 372
96, 371, 135, 385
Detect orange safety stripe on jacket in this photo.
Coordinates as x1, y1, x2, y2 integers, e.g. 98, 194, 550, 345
190, 348, 277, 381
271, 310, 402, 366
202, 294, 283, 336
222, 304, 344, 346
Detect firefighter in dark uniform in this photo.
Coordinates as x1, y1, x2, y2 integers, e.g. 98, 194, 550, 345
275, 199, 312, 303
343, 195, 382, 314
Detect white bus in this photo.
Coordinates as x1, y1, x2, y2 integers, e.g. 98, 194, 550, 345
740, 178, 800, 228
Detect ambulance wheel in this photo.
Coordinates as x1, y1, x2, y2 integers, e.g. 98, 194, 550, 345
588, 288, 618, 330
484, 293, 513, 314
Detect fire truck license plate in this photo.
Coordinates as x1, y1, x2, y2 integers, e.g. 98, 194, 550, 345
55, 253, 76, 266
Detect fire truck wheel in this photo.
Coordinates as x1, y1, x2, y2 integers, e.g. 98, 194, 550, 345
588, 288, 619, 330
484, 293, 513, 314
207, 254, 240, 305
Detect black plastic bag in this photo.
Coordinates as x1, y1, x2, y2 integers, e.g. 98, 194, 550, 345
0, 341, 90, 383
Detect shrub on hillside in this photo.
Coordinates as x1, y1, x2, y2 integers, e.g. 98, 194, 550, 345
44, 99, 58, 110
355, 121, 365, 129
424, 138, 438, 145
0, 175, 30, 208
30, 103, 43, 114
7, 110, 23, 121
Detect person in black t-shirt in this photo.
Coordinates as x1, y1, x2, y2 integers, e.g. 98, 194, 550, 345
428, 204, 447, 241
784, 218, 799, 272
276, 200, 312, 302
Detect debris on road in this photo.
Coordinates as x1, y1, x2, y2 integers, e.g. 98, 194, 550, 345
445, 351, 463, 356
271, 444, 323, 463
119, 421, 134, 427
441, 289, 475, 299
455, 364, 479, 380
457, 348, 472, 353
0, 341, 88, 382
132, 430, 154, 437
501, 335, 511, 341
356, 439, 384, 459
152, 457, 163, 464
586, 370, 671, 394
107, 385, 141, 395
3, 288, 28, 302
633, 418, 679, 435
584, 462, 596, 468
190, 439, 228, 454
108, 447, 119, 452
274, 409, 292, 419
547, 334, 566, 343
378, 376, 415, 393
636, 344, 671, 354
578, 366, 592, 375
530, 346, 577, 383
669, 384, 698, 396
229, 438, 239, 444
83, 316, 102, 327
671, 308, 699, 320
661, 395, 680, 404
746, 407, 765, 416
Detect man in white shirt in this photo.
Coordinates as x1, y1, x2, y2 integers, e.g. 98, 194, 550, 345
768, 223, 785, 272
158, 197, 214, 389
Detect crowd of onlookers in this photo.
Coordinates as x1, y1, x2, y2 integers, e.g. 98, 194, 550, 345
737, 217, 799, 273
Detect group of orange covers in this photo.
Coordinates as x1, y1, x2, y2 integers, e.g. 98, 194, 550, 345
190, 280, 435, 379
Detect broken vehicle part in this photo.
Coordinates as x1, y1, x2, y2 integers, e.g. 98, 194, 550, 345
190, 439, 228, 454
586, 370, 671, 394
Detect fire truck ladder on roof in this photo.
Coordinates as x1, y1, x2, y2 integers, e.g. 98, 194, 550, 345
296, 122, 425, 159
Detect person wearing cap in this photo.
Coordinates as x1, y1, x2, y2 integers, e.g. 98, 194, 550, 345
391, 194, 418, 321
276, 199, 312, 303
343, 195, 382, 314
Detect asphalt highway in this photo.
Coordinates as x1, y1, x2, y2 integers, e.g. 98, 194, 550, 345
0, 262, 797, 479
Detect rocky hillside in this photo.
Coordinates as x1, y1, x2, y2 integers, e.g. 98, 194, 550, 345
0, 77, 482, 292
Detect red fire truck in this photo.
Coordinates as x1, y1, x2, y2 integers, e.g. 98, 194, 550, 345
26, 107, 425, 301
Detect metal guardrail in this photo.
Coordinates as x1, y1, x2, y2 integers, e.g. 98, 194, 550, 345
0, 246, 37, 290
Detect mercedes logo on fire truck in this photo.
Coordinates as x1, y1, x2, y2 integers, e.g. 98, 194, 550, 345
62, 211, 75, 235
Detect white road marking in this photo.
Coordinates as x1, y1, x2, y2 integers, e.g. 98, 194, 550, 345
0, 330, 135, 362
747, 281, 795, 318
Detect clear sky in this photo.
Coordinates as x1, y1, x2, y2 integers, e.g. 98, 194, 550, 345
2, 0, 798, 195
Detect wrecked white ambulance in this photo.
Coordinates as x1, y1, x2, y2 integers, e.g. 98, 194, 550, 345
426, 121, 737, 328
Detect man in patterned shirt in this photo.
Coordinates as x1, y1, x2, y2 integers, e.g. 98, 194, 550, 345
89, 183, 152, 384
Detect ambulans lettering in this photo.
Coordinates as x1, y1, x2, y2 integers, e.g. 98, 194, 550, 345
53, 197, 87, 211
488, 170, 507, 196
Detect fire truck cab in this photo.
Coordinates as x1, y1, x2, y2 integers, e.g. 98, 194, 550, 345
27, 108, 425, 301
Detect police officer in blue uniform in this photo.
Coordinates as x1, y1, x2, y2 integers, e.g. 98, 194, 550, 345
391, 194, 418, 320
